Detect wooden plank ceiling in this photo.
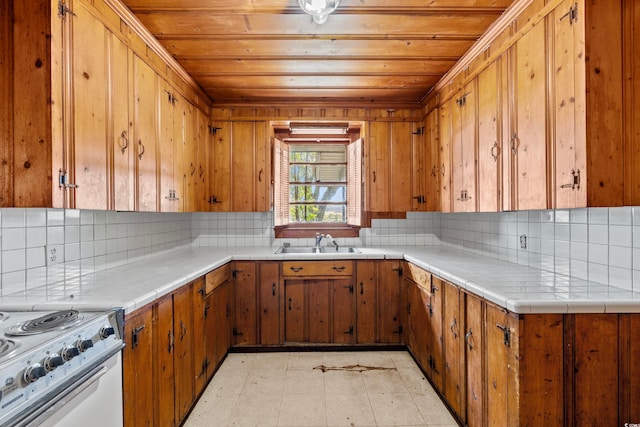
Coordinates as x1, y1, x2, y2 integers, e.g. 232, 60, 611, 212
122, 0, 515, 107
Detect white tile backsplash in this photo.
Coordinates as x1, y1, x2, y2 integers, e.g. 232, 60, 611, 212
1, 205, 639, 296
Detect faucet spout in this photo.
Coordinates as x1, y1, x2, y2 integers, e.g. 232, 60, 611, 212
324, 234, 339, 250
315, 233, 324, 249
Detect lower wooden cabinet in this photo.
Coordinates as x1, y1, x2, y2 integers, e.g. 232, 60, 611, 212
355, 260, 405, 345
123, 270, 232, 427
123, 259, 640, 427
123, 305, 154, 427
232, 261, 283, 346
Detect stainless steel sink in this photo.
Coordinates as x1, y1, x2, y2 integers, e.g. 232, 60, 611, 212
274, 246, 361, 254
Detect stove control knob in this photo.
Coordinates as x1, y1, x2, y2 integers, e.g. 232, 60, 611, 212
23, 364, 46, 384
62, 346, 80, 361
77, 339, 94, 353
99, 326, 115, 339
44, 354, 65, 372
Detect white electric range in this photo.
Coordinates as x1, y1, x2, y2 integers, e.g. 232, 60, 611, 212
0, 308, 124, 426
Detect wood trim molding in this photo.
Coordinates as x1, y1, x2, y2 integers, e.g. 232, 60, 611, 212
104, 0, 211, 106
431, 0, 535, 94
430, 0, 566, 105
274, 225, 361, 239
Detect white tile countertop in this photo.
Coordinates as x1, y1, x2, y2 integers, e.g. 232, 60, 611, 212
1, 245, 639, 314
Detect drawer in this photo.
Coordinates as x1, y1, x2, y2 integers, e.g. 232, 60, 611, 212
282, 260, 354, 277
405, 262, 431, 290
205, 263, 231, 294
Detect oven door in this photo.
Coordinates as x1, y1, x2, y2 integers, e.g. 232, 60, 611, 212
19, 352, 123, 427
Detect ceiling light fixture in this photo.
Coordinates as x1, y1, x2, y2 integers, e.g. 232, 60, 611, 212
298, 0, 339, 24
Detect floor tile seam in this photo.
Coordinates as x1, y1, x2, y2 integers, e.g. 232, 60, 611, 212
368, 391, 428, 426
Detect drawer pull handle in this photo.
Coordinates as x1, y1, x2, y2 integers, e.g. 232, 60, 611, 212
332, 266, 345, 272
360, 282, 364, 295
290, 266, 303, 273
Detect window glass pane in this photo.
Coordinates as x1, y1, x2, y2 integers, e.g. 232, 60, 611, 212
289, 204, 346, 223
289, 165, 346, 183
289, 145, 347, 163
289, 185, 346, 203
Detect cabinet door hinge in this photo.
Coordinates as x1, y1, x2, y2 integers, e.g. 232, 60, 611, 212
496, 323, 511, 347
392, 266, 403, 277
344, 326, 354, 335
560, 169, 581, 190
58, 169, 78, 189
344, 284, 354, 294
57, 1, 76, 18
233, 327, 243, 337
412, 126, 425, 136
560, 2, 578, 25
209, 125, 222, 135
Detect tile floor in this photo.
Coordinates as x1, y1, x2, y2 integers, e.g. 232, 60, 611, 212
184, 351, 458, 427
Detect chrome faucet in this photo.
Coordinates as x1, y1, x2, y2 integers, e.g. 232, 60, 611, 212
324, 234, 339, 250
315, 232, 339, 251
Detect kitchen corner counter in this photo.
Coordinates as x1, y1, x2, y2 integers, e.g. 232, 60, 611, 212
0, 245, 639, 314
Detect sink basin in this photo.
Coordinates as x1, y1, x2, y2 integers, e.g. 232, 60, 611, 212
274, 246, 361, 254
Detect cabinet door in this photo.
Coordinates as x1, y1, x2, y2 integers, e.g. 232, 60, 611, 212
477, 60, 502, 212
231, 121, 256, 211
110, 34, 134, 211
308, 279, 331, 343
133, 55, 158, 211
411, 122, 426, 211
464, 293, 484, 427
390, 121, 413, 212
71, 1, 108, 210
356, 261, 377, 344
485, 304, 517, 427
377, 261, 404, 343
197, 109, 211, 211
439, 100, 453, 212
451, 80, 477, 212
367, 121, 391, 212
443, 280, 463, 420
123, 308, 154, 427
429, 278, 445, 392
213, 280, 233, 367
259, 262, 282, 345
511, 22, 548, 210
210, 122, 231, 210
285, 280, 305, 342
173, 285, 194, 424
233, 262, 258, 345
332, 279, 356, 344
158, 78, 176, 212
154, 295, 175, 427
204, 291, 217, 374
406, 279, 430, 369
192, 279, 207, 395
425, 108, 440, 211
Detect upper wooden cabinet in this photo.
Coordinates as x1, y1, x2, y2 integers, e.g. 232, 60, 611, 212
429, 0, 638, 211
1, 0, 210, 210
506, 20, 548, 211
366, 120, 413, 212
210, 121, 270, 212
451, 80, 478, 212
549, 0, 626, 208
438, 100, 453, 212
477, 60, 502, 212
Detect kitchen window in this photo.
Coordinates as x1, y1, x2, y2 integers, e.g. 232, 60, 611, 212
273, 125, 362, 238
